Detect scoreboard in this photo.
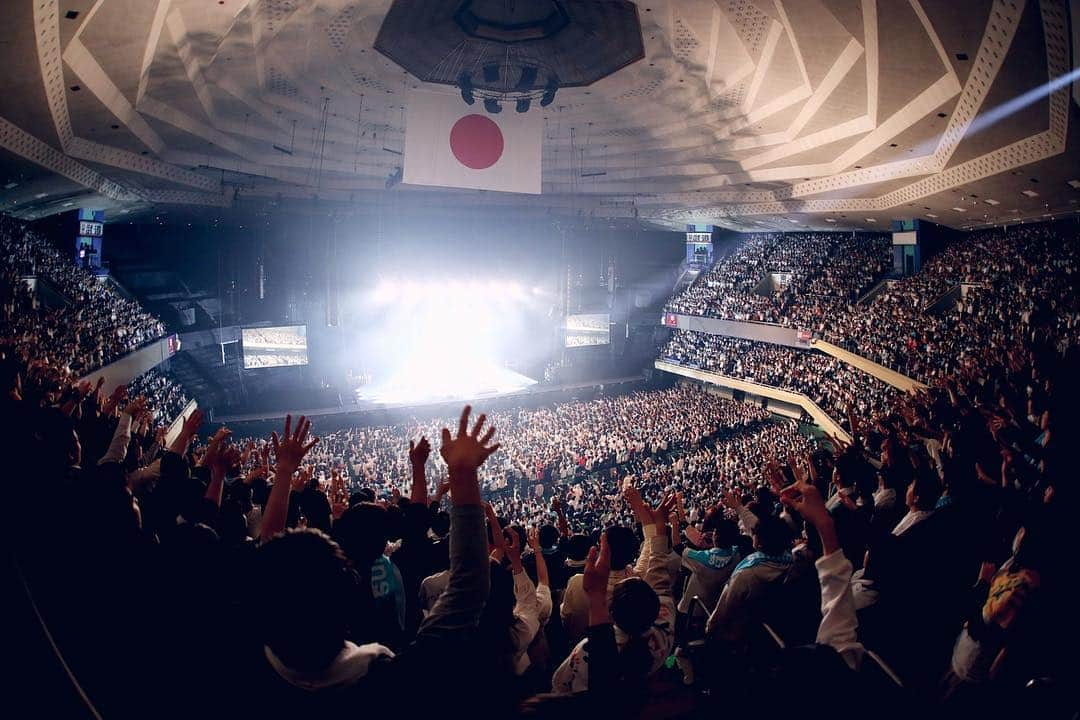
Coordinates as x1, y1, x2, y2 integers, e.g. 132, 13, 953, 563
75, 209, 104, 269
78, 220, 104, 237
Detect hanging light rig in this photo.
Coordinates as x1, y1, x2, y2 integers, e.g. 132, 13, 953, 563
457, 65, 559, 114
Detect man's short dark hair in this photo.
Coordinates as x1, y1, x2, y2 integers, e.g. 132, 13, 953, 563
255, 529, 351, 672
752, 513, 791, 555
605, 525, 640, 569
610, 577, 660, 636
538, 524, 560, 550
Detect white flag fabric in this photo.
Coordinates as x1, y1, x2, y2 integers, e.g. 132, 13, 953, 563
403, 88, 542, 194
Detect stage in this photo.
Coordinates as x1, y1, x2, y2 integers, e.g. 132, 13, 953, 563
353, 364, 538, 406
212, 373, 649, 430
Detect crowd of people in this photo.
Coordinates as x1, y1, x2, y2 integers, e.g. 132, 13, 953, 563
665, 232, 892, 323
126, 366, 191, 428
1, 216, 166, 374
660, 330, 899, 434
224, 385, 781, 530
5, 215, 1079, 718
664, 225, 1080, 386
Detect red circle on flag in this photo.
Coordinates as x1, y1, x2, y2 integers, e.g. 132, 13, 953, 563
449, 114, 504, 170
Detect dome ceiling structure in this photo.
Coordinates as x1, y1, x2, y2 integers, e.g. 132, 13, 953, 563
0, 0, 1076, 231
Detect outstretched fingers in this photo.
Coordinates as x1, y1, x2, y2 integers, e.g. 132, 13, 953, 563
470, 413, 487, 439
457, 405, 471, 438
292, 415, 310, 443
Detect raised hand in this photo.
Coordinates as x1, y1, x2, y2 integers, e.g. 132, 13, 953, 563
505, 526, 524, 573
655, 493, 678, 530
764, 458, 787, 495
169, 408, 204, 455
720, 487, 742, 511
244, 465, 267, 485
778, 474, 838, 555
122, 394, 149, 418
409, 436, 431, 468
583, 532, 611, 599
201, 426, 233, 469
440, 405, 499, 473
103, 384, 128, 414
271, 414, 319, 476
527, 526, 542, 553
482, 501, 507, 555
291, 465, 313, 493
621, 480, 643, 508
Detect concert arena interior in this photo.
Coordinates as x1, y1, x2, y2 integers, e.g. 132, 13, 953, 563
3, 1, 1080, 718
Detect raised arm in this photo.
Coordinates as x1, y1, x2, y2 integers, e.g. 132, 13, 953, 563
98, 395, 146, 465
260, 415, 319, 543
779, 475, 864, 670
527, 526, 550, 587
551, 496, 570, 538
527, 526, 553, 624
419, 405, 500, 637
168, 408, 204, 458
409, 436, 431, 505
201, 427, 241, 509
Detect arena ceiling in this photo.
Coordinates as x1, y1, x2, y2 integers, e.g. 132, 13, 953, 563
0, 0, 1077, 231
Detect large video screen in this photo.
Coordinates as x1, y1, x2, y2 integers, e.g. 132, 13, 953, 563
242, 325, 309, 369
565, 313, 610, 347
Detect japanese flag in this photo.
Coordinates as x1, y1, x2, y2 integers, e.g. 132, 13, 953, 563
403, 87, 542, 194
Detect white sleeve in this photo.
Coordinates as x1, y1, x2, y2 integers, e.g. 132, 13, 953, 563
815, 550, 865, 671
510, 571, 540, 651
737, 505, 759, 533
536, 583, 553, 626
98, 412, 133, 466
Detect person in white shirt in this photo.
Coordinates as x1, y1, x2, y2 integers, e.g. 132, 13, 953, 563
552, 495, 679, 694
560, 525, 641, 647
892, 472, 941, 536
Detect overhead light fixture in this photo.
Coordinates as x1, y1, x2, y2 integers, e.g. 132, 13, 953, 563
540, 76, 559, 107
484, 98, 502, 114
458, 71, 475, 105
515, 98, 531, 113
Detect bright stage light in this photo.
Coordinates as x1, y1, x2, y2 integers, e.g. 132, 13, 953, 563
355, 273, 541, 405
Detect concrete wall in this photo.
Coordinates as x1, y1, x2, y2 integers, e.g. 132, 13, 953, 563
78, 335, 180, 396
811, 339, 925, 392
656, 360, 851, 442
665, 314, 809, 348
